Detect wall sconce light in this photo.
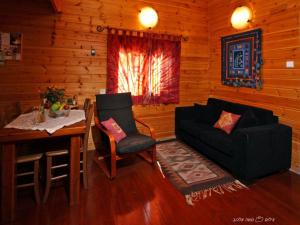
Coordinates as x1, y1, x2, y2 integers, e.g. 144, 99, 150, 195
231, 6, 252, 30
91, 48, 96, 56
139, 7, 158, 29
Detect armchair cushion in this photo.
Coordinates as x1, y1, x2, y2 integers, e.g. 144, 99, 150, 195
101, 117, 126, 143
116, 133, 156, 154
96, 93, 138, 135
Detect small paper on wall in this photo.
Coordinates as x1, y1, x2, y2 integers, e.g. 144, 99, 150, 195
0, 32, 22, 61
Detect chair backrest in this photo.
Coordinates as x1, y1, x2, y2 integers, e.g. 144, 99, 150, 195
0, 102, 21, 128
83, 98, 91, 117
95, 92, 137, 135
83, 103, 94, 152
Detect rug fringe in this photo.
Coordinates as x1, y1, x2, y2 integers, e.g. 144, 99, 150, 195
156, 161, 165, 179
185, 180, 248, 205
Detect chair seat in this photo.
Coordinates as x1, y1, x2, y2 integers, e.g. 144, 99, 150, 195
16, 152, 42, 204
45, 147, 85, 157
46, 149, 69, 157
17, 153, 43, 163
116, 133, 156, 155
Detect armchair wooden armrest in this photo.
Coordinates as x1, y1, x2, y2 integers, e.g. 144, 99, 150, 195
134, 117, 156, 140
94, 116, 116, 149
94, 115, 117, 178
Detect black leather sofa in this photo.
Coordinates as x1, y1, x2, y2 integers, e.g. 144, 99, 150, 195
175, 98, 292, 182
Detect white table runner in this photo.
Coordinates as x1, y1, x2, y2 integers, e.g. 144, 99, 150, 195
5, 110, 86, 134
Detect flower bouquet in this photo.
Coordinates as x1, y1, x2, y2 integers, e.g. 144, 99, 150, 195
43, 86, 65, 105
41, 87, 70, 117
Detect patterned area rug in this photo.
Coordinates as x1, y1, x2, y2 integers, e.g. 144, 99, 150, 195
157, 140, 248, 205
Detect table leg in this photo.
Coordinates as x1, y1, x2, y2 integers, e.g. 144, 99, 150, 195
69, 135, 80, 205
1, 144, 16, 224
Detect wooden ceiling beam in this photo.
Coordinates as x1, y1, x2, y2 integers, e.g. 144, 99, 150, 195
50, 0, 62, 13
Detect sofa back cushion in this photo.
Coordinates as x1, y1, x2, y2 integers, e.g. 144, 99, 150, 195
96, 92, 138, 135
194, 103, 222, 125
207, 98, 275, 125
235, 110, 259, 130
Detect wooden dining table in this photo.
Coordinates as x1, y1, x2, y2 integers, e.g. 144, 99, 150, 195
0, 120, 86, 224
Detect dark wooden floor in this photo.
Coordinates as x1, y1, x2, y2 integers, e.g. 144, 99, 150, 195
12, 152, 300, 225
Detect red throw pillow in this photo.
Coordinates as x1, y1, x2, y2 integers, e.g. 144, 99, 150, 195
101, 118, 127, 143
214, 111, 241, 134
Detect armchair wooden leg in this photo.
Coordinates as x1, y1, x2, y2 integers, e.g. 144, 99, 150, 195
110, 154, 116, 179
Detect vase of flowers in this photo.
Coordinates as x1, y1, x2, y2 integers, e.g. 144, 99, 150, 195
43, 86, 65, 105
40, 86, 71, 117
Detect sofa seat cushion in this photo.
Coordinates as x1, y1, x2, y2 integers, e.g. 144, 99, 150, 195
199, 129, 237, 156
179, 120, 238, 156
116, 133, 156, 154
179, 120, 215, 138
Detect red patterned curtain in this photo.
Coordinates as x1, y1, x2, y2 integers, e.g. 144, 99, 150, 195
107, 29, 181, 105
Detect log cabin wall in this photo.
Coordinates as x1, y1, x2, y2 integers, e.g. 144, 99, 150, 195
3, 0, 298, 173
208, 0, 300, 173
0, 0, 209, 148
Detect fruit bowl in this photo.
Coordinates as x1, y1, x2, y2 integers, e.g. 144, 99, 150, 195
49, 109, 63, 118
48, 102, 71, 118
55, 110, 65, 116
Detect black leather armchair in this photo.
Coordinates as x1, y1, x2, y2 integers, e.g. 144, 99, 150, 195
94, 92, 156, 179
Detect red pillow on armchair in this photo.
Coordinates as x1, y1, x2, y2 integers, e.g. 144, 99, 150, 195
101, 118, 127, 143
214, 111, 241, 134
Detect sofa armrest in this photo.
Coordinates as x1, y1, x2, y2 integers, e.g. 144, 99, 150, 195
232, 124, 292, 180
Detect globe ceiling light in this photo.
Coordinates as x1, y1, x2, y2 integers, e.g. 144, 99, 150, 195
231, 6, 252, 30
139, 7, 158, 29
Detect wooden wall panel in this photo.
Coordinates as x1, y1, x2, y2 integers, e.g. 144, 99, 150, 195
0, 0, 209, 149
208, 0, 300, 173
1, 0, 299, 173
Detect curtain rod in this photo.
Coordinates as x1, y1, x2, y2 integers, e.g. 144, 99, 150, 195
96, 25, 189, 42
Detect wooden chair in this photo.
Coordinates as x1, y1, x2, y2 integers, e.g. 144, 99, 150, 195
94, 92, 156, 179
83, 98, 91, 116
0, 102, 42, 204
16, 153, 43, 204
0, 102, 21, 128
81, 101, 94, 188
43, 100, 93, 203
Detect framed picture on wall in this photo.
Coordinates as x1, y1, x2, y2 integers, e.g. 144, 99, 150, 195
0, 32, 22, 61
221, 29, 263, 89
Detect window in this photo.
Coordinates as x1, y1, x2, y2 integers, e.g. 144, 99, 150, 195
107, 30, 181, 105
118, 51, 145, 96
